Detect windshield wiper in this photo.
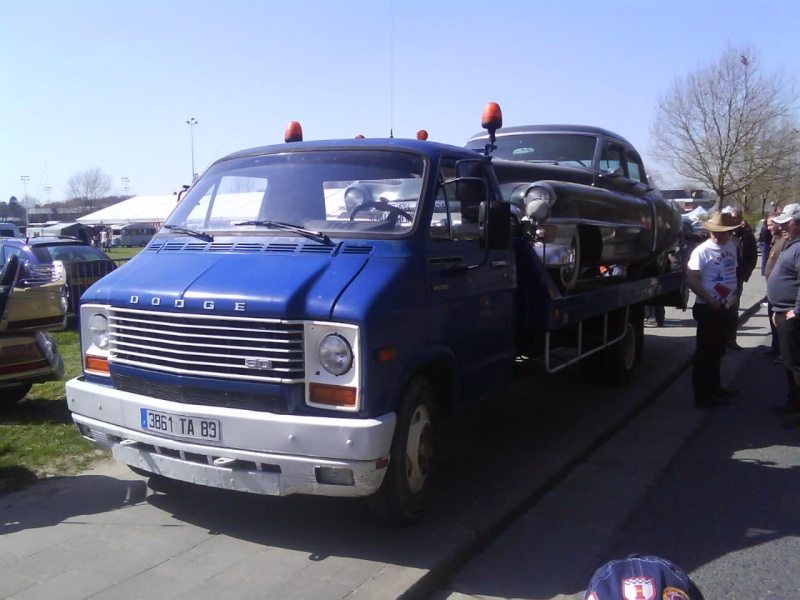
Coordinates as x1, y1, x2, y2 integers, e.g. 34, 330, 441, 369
234, 220, 333, 245
162, 225, 214, 242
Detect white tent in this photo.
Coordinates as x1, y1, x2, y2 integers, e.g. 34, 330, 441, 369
77, 195, 178, 226
684, 206, 708, 219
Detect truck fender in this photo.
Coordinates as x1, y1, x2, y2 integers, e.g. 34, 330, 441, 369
392, 343, 462, 418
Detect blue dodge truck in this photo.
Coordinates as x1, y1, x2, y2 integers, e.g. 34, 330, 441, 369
66, 105, 685, 524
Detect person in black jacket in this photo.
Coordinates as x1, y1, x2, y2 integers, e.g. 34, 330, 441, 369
727, 209, 758, 350
758, 217, 773, 276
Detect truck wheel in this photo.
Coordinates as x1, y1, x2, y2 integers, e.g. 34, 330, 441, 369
602, 321, 637, 385
551, 229, 581, 294
367, 377, 436, 526
1, 383, 32, 406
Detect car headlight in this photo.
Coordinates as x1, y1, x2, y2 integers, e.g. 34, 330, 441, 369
524, 184, 555, 222
89, 314, 110, 351
344, 187, 367, 211
318, 333, 353, 376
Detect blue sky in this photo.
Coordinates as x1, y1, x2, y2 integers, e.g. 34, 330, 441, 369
2, 0, 799, 204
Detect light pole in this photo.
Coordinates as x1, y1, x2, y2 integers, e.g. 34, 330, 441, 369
121, 177, 130, 196
44, 186, 52, 203
186, 117, 198, 179
20, 175, 30, 204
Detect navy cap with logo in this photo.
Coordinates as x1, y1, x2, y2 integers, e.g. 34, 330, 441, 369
584, 555, 705, 600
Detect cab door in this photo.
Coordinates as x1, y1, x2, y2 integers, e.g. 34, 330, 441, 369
424, 157, 516, 403
0, 253, 21, 330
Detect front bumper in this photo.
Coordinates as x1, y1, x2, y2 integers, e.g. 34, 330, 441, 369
66, 377, 396, 497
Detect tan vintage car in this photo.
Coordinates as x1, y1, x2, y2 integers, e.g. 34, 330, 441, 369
0, 254, 68, 406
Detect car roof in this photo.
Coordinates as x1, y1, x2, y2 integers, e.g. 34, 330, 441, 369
26, 236, 88, 246
466, 124, 634, 147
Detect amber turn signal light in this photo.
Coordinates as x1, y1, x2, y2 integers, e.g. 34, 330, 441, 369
85, 355, 110, 375
309, 383, 357, 408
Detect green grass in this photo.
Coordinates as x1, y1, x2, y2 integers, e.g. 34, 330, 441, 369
0, 246, 143, 492
104, 246, 142, 261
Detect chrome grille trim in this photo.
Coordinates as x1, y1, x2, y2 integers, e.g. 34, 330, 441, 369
108, 308, 305, 383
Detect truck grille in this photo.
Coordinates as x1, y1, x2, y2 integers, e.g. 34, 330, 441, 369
108, 308, 305, 383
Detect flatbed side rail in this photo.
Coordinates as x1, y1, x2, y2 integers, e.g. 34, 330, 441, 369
542, 306, 628, 373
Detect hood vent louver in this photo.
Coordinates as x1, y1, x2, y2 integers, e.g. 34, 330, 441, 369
341, 245, 374, 255
151, 240, 344, 256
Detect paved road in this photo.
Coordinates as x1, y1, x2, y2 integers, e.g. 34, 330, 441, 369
0, 276, 769, 600
438, 279, 799, 599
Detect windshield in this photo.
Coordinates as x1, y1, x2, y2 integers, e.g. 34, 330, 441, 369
164, 149, 427, 238
466, 133, 597, 167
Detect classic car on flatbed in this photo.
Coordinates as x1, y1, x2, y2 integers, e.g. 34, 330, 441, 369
466, 124, 683, 292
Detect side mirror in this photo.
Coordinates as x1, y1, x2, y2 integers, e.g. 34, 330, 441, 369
455, 159, 487, 222
479, 200, 511, 250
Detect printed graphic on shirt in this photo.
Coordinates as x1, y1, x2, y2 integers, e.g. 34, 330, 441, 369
689, 240, 738, 308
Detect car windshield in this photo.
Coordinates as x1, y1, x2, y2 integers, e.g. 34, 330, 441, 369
31, 245, 109, 263
164, 149, 427, 239
466, 133, 597, 167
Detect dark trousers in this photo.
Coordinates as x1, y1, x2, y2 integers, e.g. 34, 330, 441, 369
693, 304, 734, 400
768, 302, 780, 352
726, 281, 744, 345
774, 313, 800, 408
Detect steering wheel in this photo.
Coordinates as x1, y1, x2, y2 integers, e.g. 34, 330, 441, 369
349, 201, 413, 223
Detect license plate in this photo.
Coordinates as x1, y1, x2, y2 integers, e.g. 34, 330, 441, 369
140, 408, 221, 442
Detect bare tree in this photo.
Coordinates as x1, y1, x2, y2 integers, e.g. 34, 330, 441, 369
652, 44, 798, 211
65, 167, 113, 212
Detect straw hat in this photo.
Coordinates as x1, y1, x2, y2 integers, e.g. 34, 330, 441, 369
701, 211, 740, 232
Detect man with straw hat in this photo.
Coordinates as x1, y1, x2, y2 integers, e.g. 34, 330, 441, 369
686, 211, 740, 407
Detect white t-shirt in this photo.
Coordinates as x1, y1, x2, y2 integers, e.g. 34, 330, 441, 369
687, 238, 738, 308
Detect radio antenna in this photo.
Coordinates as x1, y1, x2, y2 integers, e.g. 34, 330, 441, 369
389, 0, 394, 138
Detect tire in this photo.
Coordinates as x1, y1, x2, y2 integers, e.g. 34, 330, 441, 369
368, 377, 436, 526
602, 321, 637, 385
550, 228, 581, 294
1, 383, 32, 406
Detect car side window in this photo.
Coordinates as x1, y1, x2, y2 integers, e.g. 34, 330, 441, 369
624, 149, 646, 183
0, 245, 22, 268
429, 158, 482, 241
599, 144, 625, 174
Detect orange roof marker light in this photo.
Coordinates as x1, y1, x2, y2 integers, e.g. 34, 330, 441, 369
284, 121, 303, 143
480, 102, 503, 156
416, 130, 428, 140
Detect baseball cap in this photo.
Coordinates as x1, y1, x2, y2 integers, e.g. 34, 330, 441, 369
772, 203, 800, 224
585, 555, 704, 600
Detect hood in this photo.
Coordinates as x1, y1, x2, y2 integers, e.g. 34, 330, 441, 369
492, 159, 596, 189
82, 243, 375, 320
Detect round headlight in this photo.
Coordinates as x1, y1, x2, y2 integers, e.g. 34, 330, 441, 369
318, 333, 353, 376
344, 187, 367, 211
89, 314, 110, 350
524, 185, 555, 222
524, 185, 555, 206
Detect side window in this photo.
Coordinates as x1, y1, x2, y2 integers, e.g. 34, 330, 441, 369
599, 144, 624, 174
624, 149, 646, 183
429, 158, 483, 241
